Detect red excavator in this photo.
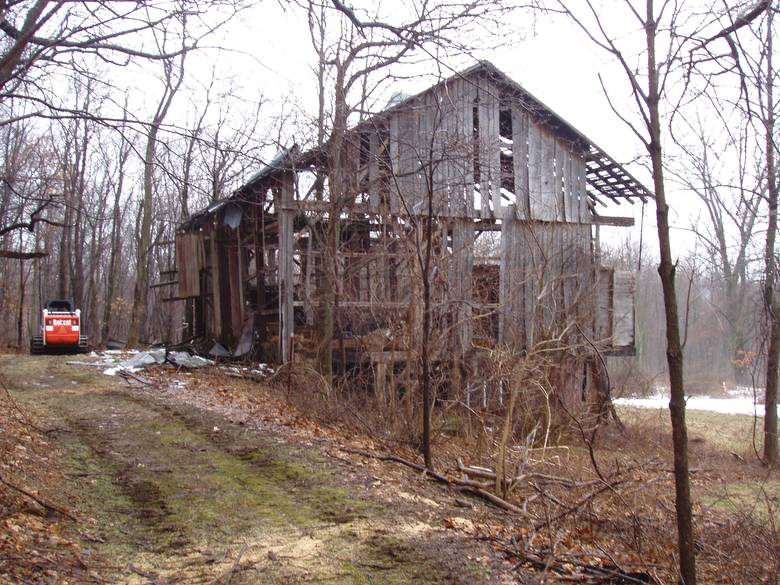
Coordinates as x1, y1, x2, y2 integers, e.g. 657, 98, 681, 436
30, 300, 89, 354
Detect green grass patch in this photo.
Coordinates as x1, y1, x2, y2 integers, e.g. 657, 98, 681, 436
699, 479, 780, 523
616, 405, 762, 454
2, 354, 472, 584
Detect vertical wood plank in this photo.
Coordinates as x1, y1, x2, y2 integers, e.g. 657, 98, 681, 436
521, 223, 534, 348
612, 271, 635, 348
389, 113, 401, 214
596, 267, 613, 342
460, 78, 475, 218
452, 219, 474, 351
553, 140, 565, 222
539, 129, 556, 221
527, 121, 543, 220
488, 94, 502, 217
209, 229, 222, 339
499, 206, 525, 348
512, 104, 529, 220
229, 224, 244, 340
564, 150, 575, 223
476, 80, 491, 219
278, 174, 295, 363
441, 85, 455, 217
577, 153, 589, 222
368, 131, 381, 212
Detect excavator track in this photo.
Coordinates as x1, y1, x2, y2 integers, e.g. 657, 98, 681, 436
30, 336, 44, 355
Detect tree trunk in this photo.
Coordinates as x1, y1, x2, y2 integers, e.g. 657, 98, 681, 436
646, 3, 697, 583
102, 144, 128, 344
762, 6, 778, 465
128, 122, 160, 346
17, 232, 26, 348
128, 54, 185, 347
57, 189, 72, 300
420, 217, 433, 469
318, 69, 350, 383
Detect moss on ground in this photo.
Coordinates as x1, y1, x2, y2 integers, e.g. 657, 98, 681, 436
1, 355, 464, 584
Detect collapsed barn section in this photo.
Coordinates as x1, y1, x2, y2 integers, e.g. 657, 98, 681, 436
170, 61, 651, 404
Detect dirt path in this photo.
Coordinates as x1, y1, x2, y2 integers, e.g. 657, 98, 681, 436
1, 356, 492, 584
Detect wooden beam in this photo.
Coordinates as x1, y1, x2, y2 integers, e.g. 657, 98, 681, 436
150, 280, 178, 289
278, 173, 295, 363
592, 213, 635, 227
162, 295, 195, 303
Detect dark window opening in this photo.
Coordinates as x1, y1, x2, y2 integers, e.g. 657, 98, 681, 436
501, 152, 514, 193
359, 131, 370, 167
473, 104, 481, 183
499, 107, 515, 194
499, 108, 513, 140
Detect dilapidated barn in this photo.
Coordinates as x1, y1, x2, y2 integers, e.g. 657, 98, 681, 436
171, 61, 650, 399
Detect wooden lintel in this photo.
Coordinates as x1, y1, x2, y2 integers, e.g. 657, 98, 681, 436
602, 345, 637, 357
162, 295, 195, 303
150, 280, 178, 289
592, 214, 634, 227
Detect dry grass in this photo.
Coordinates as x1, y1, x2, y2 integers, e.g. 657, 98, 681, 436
264, 366, 779, 584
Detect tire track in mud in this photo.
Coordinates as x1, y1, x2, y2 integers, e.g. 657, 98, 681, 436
3, 356, 495, 585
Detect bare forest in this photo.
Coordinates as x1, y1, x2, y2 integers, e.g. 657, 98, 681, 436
0, 1, 778, 584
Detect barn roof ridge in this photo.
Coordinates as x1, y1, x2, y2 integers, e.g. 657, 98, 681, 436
214, 60, 652, 220
381, 60, 654, 204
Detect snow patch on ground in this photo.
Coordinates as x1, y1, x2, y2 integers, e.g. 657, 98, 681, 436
615, 388, 778, 417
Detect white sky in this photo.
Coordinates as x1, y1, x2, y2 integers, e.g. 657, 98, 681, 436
135, 0, 750, 262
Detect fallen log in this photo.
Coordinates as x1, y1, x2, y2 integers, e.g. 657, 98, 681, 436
456, 458, 591, 488
341, 448, 527, 515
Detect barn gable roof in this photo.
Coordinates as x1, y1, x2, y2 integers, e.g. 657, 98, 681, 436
219, 61, 652, 219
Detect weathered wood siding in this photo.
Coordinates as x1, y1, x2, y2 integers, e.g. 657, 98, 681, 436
499, 217, 594, 350
175, 232, 205, 298
174, 69, 638, 361
335, 72, 591, 224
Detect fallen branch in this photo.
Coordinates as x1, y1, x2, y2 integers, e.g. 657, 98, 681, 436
341, 448, 527, 515
117, 369, 154, 386
215, 543, 248, 585
66, 361, 112, 368
0, 472, 78, 521
459, 486, 527, 514
456, 458, 591, 488
534, 479, 628, 531
341, 448, 449, 483
517, 550, 651, 584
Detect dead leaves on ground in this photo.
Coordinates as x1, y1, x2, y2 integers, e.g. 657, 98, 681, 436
0, 391, 98, 584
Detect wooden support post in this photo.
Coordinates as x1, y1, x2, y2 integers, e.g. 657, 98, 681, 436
278, 173, 295, 364
254, 201, 268, 341
375, 359, 386, 403
452, 219, 474, 397
499, 206, 524, 348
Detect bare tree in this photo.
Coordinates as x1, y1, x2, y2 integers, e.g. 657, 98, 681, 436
101, 120, 134, 344
304, 0, 518, 468
689, 0, 778, 464
553, 2, 705, 582
128, 42, 186, 347
0, 1, 242, 124
669, 115, 761, 383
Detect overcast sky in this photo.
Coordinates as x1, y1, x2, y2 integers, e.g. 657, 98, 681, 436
147, 0, 744, 261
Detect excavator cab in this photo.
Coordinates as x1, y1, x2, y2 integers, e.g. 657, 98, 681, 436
30, 300, 89, 354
